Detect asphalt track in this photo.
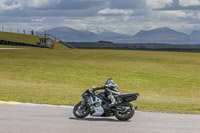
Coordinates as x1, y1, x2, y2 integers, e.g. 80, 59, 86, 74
0, 103, 200, 133
0, 48, 24, 50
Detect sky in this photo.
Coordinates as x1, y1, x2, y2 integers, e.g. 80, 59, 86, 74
1, 0, 200, 35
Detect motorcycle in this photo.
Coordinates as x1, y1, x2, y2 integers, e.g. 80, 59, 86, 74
73, 88, 139, 121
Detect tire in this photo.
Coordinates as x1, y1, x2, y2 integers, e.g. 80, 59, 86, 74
115, 103, 135, 121
73, 102, 90, 118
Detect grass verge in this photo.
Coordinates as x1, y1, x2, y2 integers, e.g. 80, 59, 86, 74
0, 43, 200, 114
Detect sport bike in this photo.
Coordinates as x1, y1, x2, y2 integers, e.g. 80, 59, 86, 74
73, 88, 139, 121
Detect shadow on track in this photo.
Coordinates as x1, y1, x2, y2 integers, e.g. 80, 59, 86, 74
69, 117, 130, 122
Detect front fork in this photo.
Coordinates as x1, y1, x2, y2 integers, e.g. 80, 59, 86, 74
80, 96, 87, 109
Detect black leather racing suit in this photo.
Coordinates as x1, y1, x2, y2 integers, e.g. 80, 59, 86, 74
92, 84, 120, 106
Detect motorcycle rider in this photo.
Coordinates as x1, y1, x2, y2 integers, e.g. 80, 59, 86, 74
90, 78, 120, 107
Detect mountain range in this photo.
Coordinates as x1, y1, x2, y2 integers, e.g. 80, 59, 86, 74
43, 26, 200, 44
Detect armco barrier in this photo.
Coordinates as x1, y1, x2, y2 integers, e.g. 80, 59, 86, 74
0, 40, 42, 48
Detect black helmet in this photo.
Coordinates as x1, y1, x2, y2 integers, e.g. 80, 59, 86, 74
105, 78, 114, 85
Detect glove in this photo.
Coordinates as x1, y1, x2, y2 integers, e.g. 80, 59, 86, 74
89, 86, 96, 93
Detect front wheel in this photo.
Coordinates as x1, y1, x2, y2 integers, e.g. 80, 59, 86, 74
115, 102, 135, 121
73, 102, 90, 118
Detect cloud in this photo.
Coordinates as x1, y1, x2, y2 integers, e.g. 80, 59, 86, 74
0, 0, 59, 10
159, 10, 192, 18
0, 0, 106, 17
146, 0, 172, 9
109, 0, 146, 9
98, 8, 133, 15
0, 0, 200, 35
0, 0, 22, 10
23, 0, 60, 9
180, 0, 200, 6
32, 17, 47, 22
157, 0, 200, 10
0, 0, 106, 11
22, 0, 107, 10
52, 0, 106, 10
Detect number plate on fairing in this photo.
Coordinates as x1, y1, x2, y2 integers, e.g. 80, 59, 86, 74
90, 96, 104, 116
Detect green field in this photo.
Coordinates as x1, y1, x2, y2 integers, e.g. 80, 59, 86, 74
0, 33, 200, 114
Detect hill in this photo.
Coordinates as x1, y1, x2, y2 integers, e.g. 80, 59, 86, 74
191, 30, 200, 36
132, 27, 191, 44
43, 26, 131, 42
80, 26, 131, 41
46, 27, 99, 42
41, 26, 200, 44
134, 27, 188, 38
0, 31, 66, 49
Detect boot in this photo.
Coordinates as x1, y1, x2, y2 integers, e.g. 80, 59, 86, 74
108, 94, 116, 107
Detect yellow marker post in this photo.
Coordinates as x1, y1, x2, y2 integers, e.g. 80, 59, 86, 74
0, 101, 22, 105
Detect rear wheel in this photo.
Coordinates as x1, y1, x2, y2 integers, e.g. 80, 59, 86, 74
115, 102, 135, 121
73, 102, 90, 118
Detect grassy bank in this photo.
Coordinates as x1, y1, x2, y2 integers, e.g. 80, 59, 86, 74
0, 31, 62, 47
0, 44, 200, 114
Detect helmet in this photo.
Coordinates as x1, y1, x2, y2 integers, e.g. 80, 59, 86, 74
105, 78, 114, 85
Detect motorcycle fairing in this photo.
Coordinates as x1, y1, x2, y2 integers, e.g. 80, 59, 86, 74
89, 96, 105, 116
117, 93, 139, 102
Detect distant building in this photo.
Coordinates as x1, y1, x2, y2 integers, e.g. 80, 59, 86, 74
39, 38, 52, 48
98, 41, 113, 43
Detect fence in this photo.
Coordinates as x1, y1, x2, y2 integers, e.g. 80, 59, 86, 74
0, 26, 46, 36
